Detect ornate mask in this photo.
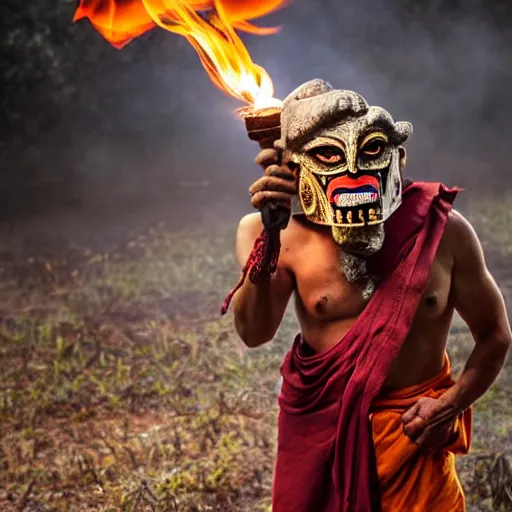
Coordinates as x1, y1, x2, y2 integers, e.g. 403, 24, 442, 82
276, 79, 412, 246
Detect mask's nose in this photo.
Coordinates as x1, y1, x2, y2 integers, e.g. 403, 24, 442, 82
347, 146, 358, 174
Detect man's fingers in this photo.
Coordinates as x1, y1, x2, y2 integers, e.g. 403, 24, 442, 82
251, 191, 292, 210
415, 424, 455, 449
265, 164, 296, 181
402, 402, 421, 424
255, 148, 279, 168
403, 416, 426, 440
414, 428, 431, 447
281, 154, 300, 172
251, 191, 293, 203
426, 407, 459, 429
250, 148, 298, 211
249, 176, 297, 196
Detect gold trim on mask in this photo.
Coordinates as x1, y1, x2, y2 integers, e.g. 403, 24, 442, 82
359, 131, 389, 147
298, 167, 332, 223
303, 138, 348, 175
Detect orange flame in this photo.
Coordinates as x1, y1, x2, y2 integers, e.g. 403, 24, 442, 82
74, 0, 287, 109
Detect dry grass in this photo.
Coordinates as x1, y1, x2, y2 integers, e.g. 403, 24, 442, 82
0, 224, 288, 511
0, 196, 510, 511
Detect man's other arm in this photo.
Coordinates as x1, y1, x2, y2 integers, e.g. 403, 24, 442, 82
441, 210, 511, 412
232, 213, 294, 348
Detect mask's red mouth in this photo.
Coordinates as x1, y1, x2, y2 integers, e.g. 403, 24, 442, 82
326, 175, 380, 206
327, 174, 380, 202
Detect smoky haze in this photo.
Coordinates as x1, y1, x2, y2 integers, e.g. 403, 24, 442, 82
0, 0, 511, 250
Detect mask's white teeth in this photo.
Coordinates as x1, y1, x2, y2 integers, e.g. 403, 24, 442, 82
336, 191, 377, 207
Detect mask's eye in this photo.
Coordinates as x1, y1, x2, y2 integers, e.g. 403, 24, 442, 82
361, 138, 386, 159
310, 146, 346, 166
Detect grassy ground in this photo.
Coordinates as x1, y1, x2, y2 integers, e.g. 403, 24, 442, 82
468, 191, 512, 255
0, 192, 511, 511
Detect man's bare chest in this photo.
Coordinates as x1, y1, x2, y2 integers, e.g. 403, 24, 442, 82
287, 233, 453, 324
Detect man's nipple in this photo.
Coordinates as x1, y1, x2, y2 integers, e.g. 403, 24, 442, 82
315, 295, 329, 314
425, 294, 437, 307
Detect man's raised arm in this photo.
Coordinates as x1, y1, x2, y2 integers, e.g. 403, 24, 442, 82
232, 213, 294, 347
231, 148, 297, 348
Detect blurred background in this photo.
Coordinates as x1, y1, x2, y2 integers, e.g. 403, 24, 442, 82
0, 1, 511, 510
1, 0, 511, 247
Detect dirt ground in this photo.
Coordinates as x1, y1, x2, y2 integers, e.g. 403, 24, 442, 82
0, 192, 511, 511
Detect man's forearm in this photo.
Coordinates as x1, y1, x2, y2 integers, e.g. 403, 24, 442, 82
232, 272, 286, 347
441, 333, 511, 412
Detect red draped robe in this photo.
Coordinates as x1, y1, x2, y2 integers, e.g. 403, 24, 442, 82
273, 182, 471, 512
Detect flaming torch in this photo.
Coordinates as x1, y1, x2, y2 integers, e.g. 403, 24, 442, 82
74, 0, 290, 312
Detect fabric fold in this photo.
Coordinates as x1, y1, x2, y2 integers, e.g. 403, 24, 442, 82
372, 353, 472, 511
273, 182, 464, 512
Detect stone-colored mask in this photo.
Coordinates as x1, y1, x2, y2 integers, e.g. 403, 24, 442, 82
276, 79, 412, 241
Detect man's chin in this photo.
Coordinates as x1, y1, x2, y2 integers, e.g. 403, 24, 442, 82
332, 224, 385, 258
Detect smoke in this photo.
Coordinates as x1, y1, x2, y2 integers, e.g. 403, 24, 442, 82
259, 0, 511, 188
1, 0, 511, 246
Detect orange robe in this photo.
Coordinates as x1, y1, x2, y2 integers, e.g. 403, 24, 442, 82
371, 354, 472, 511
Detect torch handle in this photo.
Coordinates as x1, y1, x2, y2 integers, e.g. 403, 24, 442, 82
258, 138, 291, 232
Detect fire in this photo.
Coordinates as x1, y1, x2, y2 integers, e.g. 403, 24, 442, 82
74, 0, 287, 109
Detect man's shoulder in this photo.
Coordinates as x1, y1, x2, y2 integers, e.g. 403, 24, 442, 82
444, 210, 475, 238
238, 212, 263, 233
442, 209, 483, 260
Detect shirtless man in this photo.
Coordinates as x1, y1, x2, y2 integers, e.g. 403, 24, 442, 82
229, 80, 511, 511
